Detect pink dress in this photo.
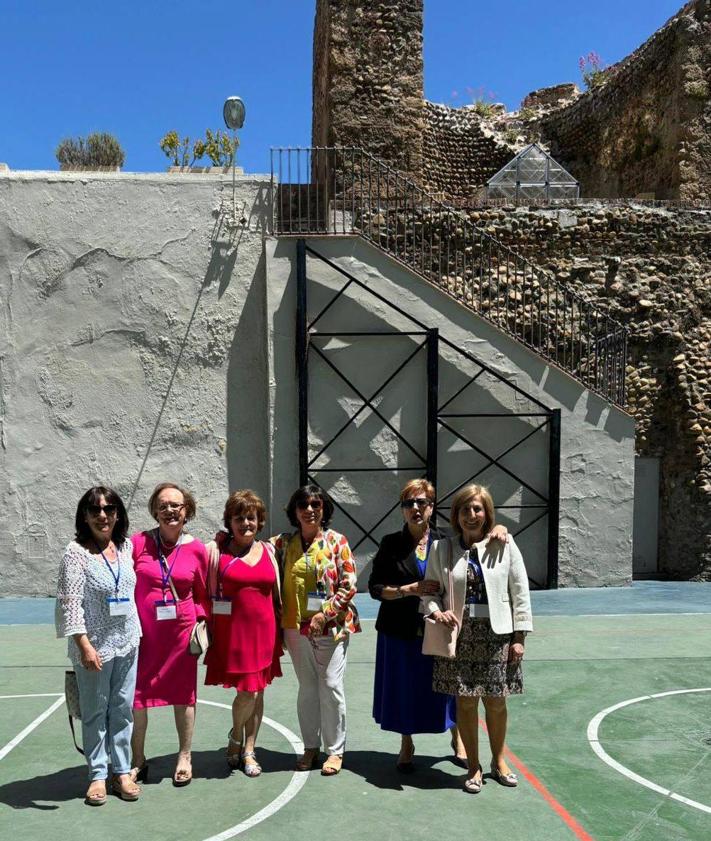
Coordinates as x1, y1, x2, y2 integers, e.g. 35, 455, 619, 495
132, 531, 209, 708
204, 545, 283, 692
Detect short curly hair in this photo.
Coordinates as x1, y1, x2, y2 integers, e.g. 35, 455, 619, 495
148, 482, 197, 522
285, 484, 334, 529
223, 489, 267, 533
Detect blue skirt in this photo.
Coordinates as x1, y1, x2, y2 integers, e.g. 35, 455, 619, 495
373, 631, 456, 735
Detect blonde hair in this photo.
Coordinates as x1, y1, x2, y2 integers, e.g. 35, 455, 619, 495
399, 478, 435, 504
449, 484, 495, 536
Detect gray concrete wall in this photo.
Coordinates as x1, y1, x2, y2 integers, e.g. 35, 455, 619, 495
266, 237, 636, 588
0, 171, 635, 594
0, 171, 272, 596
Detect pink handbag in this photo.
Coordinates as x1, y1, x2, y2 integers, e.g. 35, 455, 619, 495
422, 539, 458, 658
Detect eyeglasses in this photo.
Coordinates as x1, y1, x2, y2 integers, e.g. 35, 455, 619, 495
297, 499, 323, 511
87, 504, 117, 517
158, 503, 185, 513
401, 497, 432, 510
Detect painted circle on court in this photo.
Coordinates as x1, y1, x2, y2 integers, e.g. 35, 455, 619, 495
0, 693, 307, 839
587, 687, 711, 815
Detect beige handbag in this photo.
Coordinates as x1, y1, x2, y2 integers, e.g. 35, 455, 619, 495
189, 619, 211, 656
422, 538, 458, 658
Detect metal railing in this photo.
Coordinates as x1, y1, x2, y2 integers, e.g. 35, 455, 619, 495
270, 146, 628, 406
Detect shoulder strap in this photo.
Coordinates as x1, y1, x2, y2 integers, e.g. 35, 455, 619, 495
68, 716, 84, 755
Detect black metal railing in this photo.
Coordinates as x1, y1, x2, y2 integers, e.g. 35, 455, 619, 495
270, 146, 628, 406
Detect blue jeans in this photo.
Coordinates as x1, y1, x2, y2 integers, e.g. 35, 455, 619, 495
74, 649, 138, 781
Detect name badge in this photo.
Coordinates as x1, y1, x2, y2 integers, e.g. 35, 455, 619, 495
307, 592, 324, 612
107, 597, 131, 616
467, 603, 490, 618
212, 597, 232, 616
155, 600, 177, 621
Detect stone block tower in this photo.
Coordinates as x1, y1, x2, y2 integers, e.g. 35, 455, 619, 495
312, 0, 425, 176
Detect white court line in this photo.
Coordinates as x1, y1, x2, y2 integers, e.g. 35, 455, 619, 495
198, 699, 307, 841
0, 693, 307, 839
0, 695, 66, 761
587, 687, 711, 815
0, 693, 63, 699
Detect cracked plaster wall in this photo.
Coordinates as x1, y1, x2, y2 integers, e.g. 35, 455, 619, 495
0, 172, 271, 596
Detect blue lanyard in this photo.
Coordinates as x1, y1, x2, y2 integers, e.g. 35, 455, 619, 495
154, 529, 182, 596
99, 546, 120, 595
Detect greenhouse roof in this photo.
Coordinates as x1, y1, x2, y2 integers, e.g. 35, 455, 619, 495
486, 143, 579, 200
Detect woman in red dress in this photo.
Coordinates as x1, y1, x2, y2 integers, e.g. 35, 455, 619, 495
204, 489, 282, 777
130, 482, 209, 787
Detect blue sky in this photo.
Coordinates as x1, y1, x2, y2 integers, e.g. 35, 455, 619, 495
1, 0, 683, 174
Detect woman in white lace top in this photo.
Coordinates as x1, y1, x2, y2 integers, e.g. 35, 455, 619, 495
55, 486, 142, 806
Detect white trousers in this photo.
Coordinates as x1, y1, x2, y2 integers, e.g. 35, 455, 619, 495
284, 629, 349, 756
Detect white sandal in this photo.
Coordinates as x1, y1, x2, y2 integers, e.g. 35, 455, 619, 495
241, 750, 262, 777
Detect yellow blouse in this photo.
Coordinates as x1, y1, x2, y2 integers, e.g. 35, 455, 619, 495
281, 536, 320, 629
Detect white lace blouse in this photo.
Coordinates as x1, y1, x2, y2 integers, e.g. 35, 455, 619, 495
55, 539, 142, 666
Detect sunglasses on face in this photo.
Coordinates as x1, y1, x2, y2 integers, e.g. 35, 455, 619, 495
401, 497, 432, 510
297, 499, 323, 511
87, 504, 117, 517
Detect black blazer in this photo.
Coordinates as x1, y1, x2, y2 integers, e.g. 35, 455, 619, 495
368, 526, 446, 640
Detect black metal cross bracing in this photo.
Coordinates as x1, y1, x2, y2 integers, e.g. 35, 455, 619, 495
272, 146, 628, 408
296, 239, 561, 589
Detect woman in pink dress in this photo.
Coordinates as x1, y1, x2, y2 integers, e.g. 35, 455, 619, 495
130, 482, 209, 787
204, 489, 282, 777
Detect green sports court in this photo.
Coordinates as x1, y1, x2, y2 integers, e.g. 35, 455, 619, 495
2, 583, 710, 841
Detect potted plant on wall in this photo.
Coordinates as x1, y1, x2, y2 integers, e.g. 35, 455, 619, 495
55, 132, 125, 171
160, 129, 238, 173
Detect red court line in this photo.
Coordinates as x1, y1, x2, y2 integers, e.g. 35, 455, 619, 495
479, 718, 595, 841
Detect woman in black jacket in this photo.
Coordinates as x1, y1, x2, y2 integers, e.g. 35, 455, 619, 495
369, 479, 508, 772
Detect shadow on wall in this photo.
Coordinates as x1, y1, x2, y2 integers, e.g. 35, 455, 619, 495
269, 245, 552, 588
127, 196, 260, 512
225, 247, 270, 501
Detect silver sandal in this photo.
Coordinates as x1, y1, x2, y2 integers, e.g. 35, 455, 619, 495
463, 765, 483, 794
490, 762, 518, 787
241, 750, 262, 777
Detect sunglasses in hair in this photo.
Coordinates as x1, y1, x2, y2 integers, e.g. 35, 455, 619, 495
297, 499, 323, 511
87, 504, 118, 517
401, 497, 432, 509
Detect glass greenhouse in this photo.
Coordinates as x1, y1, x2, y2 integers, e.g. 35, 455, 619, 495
486, 143, 579, 201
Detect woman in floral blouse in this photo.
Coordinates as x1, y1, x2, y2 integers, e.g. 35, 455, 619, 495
271, 484, 360, 777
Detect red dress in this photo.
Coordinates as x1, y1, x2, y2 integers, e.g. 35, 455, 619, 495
205, 544, 283, 692
132, 531, 209, 708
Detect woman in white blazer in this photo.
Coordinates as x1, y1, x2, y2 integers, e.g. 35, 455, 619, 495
423, 484, 532, 794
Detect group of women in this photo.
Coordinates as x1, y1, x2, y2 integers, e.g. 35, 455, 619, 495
55, 477, 532, 805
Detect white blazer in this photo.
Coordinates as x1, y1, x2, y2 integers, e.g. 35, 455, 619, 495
423, 536, 533, 636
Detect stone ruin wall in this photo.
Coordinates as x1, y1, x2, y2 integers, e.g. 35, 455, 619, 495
463, 203, 711, 577
422, 102, 517, 201
312, 0, 425, 179
311, 0, 711, 576
537, 0, 711, 201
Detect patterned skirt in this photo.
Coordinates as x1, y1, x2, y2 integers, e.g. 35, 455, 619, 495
432, 617, 523, 698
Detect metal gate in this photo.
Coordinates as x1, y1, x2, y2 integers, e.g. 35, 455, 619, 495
296, 240, 560, 589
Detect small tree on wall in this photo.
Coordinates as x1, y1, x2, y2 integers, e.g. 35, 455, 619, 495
55, 132, 125, 170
